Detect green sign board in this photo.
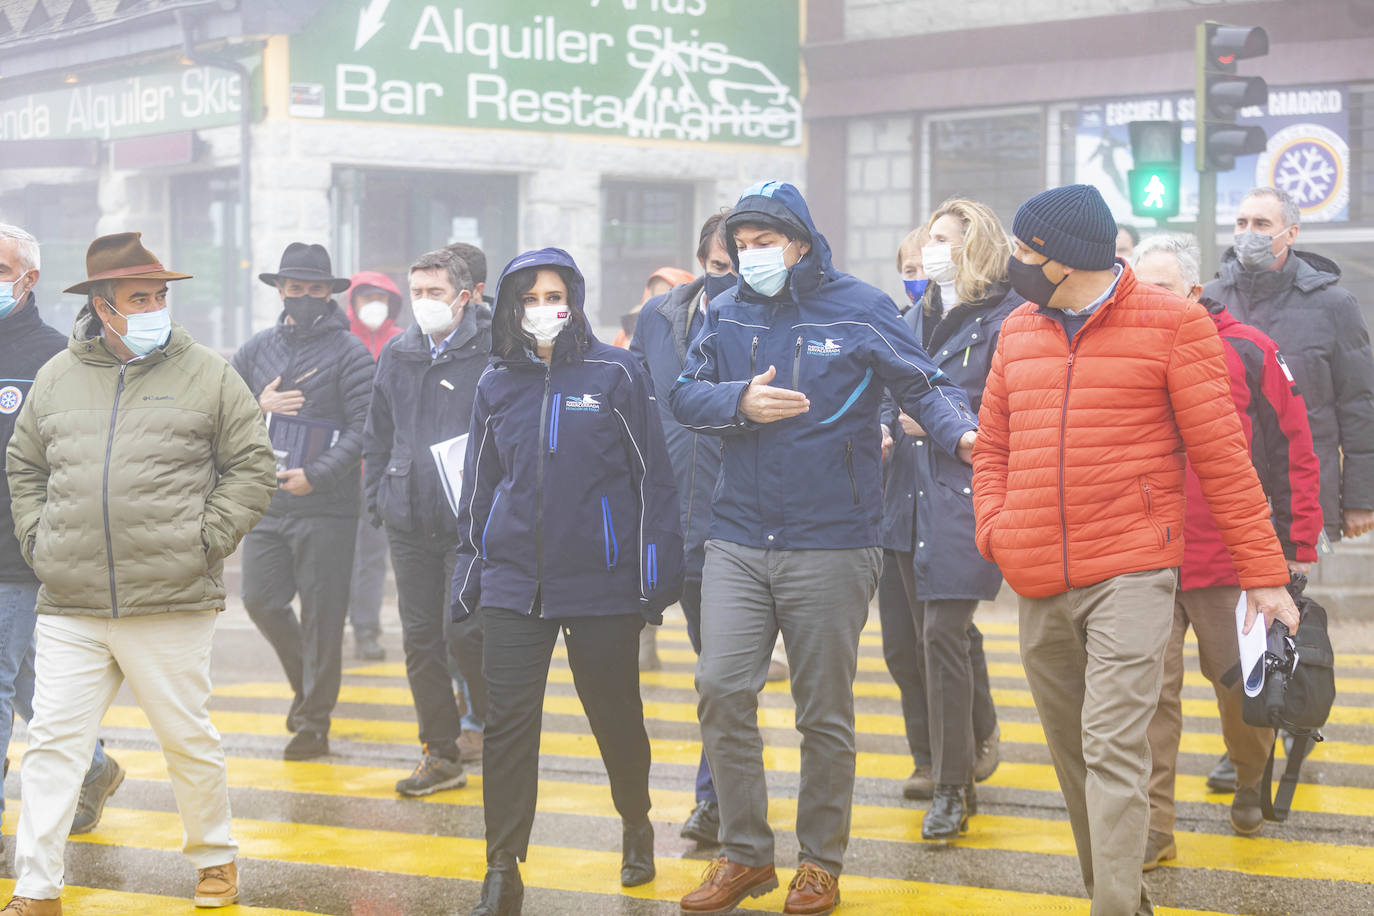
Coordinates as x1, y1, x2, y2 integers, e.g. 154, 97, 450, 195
287, 0, 801, 146
0, 55, 259, 143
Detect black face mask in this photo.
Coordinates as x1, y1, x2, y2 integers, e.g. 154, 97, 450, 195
1006, 255, 1067, 307
703, 271, 736, 302
284, 294, 331, 327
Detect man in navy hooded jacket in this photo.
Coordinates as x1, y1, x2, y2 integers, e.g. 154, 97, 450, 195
672, 181, 977, 915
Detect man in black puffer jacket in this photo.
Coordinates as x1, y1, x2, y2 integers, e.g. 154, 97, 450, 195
231, 243, 376, 761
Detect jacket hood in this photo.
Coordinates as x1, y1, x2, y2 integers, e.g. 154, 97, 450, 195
347, 270, 403, 320
1217, 246, 1342, 295
490, 247, 593, 359
725, 180, 835, 304
69, 303, 194, 365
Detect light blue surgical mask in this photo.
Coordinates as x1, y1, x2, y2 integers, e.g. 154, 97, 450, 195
0, 274, 32, 320
105, 302, 172, 357
738, 241, 794, 297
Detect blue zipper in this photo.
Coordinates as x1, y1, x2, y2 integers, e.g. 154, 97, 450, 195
601, 496, 618, 569
549, 392, 562, 452
481, 490, 502, 559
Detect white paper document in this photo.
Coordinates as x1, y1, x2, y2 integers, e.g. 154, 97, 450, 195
429, 434, 468, 518
1234, 590, 1268, 697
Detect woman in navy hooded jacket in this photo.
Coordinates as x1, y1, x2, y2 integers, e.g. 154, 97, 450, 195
451, 248, 683, 915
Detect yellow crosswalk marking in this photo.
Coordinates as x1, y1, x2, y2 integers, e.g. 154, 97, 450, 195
42, 746, 1374, 886
93, 707, 1374, 817
0, 804, 1233, 915
0, 879, 316, 915
213, 682, 1374, 767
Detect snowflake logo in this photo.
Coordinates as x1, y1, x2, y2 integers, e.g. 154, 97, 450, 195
0, 386, 22, 415
1257, 124, 1349, 223
1274, 143, 1337, 206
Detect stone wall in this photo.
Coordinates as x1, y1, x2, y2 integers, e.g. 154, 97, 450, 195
844, 115, 917, 304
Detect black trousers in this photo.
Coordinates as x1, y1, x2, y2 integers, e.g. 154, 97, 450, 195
242, 512, 357, 736
482, 606, 650, 862
387, 529, 486, 753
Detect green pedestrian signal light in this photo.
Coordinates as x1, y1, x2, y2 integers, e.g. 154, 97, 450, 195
1126, 120, 1182, 219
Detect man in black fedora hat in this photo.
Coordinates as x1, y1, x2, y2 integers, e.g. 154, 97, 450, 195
231, 242, 376, 761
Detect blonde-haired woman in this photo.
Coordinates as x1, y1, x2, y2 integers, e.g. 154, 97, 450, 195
887, 198, 1021, 841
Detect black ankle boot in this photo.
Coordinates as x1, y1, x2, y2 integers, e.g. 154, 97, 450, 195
620, 817, 655, 887
471, 853, 523, 916
922, 784, 970, 841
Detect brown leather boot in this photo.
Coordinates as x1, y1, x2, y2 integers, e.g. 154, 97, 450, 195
679, 856, 778, 914
0, 898, 62, 915
783, 862, 839, 915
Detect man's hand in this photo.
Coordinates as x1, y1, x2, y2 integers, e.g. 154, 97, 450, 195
277, 468, 314, 496
1287, 560, 1313, 577
956, 431, 977, 465
880, 424, 894, 461
897, 411, 926, 437
259, 376, 305, 416
1245, 584, 1300, 635
1343, 507, 1374, 539
738, 366, 809, 424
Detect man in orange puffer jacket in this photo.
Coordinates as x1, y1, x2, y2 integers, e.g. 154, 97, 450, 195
972, 185, 1299, 916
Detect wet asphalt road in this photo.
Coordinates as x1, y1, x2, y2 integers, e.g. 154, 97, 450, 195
3, 583, 1373, 915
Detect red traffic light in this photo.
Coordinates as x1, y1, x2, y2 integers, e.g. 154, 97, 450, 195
1206, 24, 1268, 74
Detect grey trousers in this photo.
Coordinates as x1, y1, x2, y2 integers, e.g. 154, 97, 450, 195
347, 515, 389, 638
696, 539, 882, 876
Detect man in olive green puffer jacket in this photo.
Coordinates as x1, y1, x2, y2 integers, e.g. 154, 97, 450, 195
1, 232, 277, 915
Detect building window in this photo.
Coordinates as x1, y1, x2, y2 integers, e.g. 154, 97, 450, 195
171, 170, 243, 353
924, 109, 1045, 224
332, 168, 519, 317
601, 180, 695, 331
0, 182, 98, 336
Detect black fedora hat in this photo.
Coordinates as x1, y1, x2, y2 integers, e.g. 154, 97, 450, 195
258, 242, 350, 293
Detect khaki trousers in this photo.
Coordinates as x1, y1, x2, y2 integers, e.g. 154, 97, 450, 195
1146, 585, 1274, 834
1020, 568, 1176, 916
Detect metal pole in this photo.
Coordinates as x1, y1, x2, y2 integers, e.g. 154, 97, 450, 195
1197, 168, 1217, 281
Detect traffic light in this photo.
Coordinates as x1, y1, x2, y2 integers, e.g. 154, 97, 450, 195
1126, 120, 1181, 219
1195, 21, 1269, 172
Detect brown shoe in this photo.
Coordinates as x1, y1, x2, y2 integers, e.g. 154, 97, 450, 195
679, 856, 778, 914
0, 898, 62, 915
784, 863, 839, 915
902, 764, 933, 800
194, 861, 239, 908
457, 729, 484, 764
1141, 830, 1176, 872
1230, 786, 1264, 836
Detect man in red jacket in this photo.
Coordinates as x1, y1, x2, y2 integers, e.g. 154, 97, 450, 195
973, 185, 1299, 916
1133, 234, 1321, 864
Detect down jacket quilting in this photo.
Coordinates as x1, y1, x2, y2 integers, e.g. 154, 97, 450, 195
972, 265, 1290, 599
6, 313, 277, 617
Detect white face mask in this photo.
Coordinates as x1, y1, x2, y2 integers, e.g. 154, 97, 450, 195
356, 300, 389, 331
522, 304, 571, 346
921, 243, 959, 285
412, 294, 463, 336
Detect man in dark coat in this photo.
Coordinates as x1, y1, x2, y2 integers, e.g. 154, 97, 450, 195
629, 211, 732, 846
364, 247, 490, 795
1204, 186, 1374, 545
231, 243, 376, 761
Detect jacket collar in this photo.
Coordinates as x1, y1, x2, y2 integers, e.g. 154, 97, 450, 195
653, 276, 706, 363
0, 293, 46, 339
394, 307, 491, 362
926, 280, 1017, 355
275, 301, 349, 340
69, 306, 192, 367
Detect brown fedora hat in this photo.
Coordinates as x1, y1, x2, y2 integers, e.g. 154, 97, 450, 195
63, 232, 192, 295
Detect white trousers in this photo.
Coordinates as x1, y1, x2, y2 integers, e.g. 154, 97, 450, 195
15, 611, 236, 899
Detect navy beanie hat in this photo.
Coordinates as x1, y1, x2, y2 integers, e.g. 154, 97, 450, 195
1012, 184, 1118, 270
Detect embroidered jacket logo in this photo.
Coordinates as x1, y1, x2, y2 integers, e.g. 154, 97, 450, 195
807, 338, 844, 356
564, 393, 602, 412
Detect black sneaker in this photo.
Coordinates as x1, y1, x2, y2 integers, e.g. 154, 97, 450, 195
680, 800, 720, 845
1206, 753, 1237, 793
354, 631, 385, 661
71, 753, 125, 834
395, 746, 466, 797
283, 730, 329, 761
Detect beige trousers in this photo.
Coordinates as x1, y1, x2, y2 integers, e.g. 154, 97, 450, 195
1019, 568, 1176, 916
1146, 585, 1275, 834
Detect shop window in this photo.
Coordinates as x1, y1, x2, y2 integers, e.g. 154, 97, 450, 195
171, 170, 243, 353
925, 110, 1045, 224
0, 182, 98, 336
602, 180, 695, 331
332, 168, 518, 321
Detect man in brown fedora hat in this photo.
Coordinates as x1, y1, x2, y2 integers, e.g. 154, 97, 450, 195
231, 242, 375, 761
3, 232, 278, 913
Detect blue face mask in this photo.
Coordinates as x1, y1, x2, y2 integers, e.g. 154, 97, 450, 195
738, 241, 793, 298
0, 275, 32, 320
106, 303, 172, 357
903, 278, 930, 304
703, 271, 736, 303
